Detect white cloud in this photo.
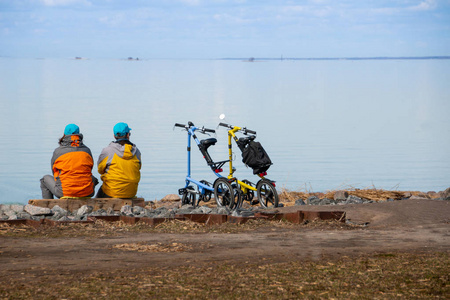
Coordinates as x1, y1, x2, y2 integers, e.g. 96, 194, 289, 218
178, 0, 200, 6
98, 14, 125, 27
213, 13, 255, 24
33, 28, 47, 34
281, 5, 332, 18
408, 0, 437, 11
282, 5, 306, 13
40, 0, 91, 7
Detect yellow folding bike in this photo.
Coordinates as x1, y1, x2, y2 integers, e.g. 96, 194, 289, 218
218, 122, 279, 208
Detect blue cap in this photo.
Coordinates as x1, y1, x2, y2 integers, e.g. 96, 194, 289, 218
114, 122, 132, 137
64, 124, 80, 135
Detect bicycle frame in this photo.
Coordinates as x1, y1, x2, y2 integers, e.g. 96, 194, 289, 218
226, 125, 263, 193
174, 122, 236, 208
183, 123, 223, 193
219, 122, 279, 208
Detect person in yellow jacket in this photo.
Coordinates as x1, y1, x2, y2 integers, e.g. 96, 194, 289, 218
96, 122, 142, 198
40, 124, 98, 199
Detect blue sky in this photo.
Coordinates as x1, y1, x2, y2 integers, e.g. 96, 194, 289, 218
1, 0, 449, 59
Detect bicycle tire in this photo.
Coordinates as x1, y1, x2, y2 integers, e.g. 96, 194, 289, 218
214, 178, 235, 209
199, 180, 212, 202
257, 179, 279, 208
232, 184, 243, 210
181, 186, 196, 206
242, 179, 255, 203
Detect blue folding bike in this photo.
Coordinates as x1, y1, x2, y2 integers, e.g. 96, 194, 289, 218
174, 122, 240, 209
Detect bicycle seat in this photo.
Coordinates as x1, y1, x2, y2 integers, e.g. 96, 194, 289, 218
200, 138, 217, 150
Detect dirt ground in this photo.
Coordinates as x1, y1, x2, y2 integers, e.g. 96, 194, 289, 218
0, 198, 448, 284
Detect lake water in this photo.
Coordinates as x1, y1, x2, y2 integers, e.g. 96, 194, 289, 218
1, 57, 449, 204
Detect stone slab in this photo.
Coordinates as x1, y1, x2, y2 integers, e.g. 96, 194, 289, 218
179, 214, 228, 225
0, 219, 43, 228
280, 211, 304, 224
92, 215, 121, 222
140, 217, 167, 226
120, 216, 140, 225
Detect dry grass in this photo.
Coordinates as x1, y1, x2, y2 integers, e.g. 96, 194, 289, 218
1, 252, 447, 299
0, 218, 356, 238
279, 187, 428, 206
112, 242, 194, 253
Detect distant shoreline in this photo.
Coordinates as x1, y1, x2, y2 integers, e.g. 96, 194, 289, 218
222, 56, 450, 61
1, 56, 449, 61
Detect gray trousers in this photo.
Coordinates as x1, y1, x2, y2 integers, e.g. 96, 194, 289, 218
40, 175, 98, 199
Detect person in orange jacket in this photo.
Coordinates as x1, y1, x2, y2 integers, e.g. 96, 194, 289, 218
40, 124, 98, 199
96, 122, 141, 198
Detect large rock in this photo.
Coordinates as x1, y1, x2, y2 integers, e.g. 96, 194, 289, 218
51, 205, 68, 216
4, 209, 17, 218
120, 205, 133, 216
18, 212, 31, 219
307, 196, 321, 205
210, 207, 229, 215
10, 205, 24, 213
334, 191, 349, 201
132, 206, 145, 215
295, 199, 306, 206
345, 195, 364, 204
91, 209, 107, 216
0, 204, 10, 214
199, 206, 212, 214
319, 198, 335, 205
76, 205, 93, 216
24, 204, 52, 216
161, 194, 181, 201
443, 187, 450, 200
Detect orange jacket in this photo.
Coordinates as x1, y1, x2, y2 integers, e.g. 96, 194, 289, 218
51, 134, 95, 197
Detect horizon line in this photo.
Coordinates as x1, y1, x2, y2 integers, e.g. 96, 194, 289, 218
221, 56, 450, 61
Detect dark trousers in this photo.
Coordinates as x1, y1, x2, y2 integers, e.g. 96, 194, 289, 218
96, 185, 112, 198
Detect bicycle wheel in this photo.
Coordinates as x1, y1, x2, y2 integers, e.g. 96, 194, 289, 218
242, 179, 255, 203
214, 178, 235, 209
232, 183, 243, 210
199, 180, 212, 202
181, 186, 196, 206
257, 179, 279, 208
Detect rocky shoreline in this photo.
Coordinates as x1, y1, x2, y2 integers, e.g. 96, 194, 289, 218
292, 189, 450, 206
1, 188, 449, 222
0, 203, 234, 222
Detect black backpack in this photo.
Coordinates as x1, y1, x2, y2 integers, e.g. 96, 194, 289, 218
241, 140, 272, 174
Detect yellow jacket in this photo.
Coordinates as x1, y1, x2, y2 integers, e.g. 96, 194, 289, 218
97, 141, 141, 198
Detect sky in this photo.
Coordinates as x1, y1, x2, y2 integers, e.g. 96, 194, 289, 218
0, 0, 449, 59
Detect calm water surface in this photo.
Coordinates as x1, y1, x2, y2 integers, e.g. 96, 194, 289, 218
1, 58, 449, 204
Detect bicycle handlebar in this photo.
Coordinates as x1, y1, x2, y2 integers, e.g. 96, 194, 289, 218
203, 127, 215, 133
218, 122, 256, 135
174, 122, 215, 133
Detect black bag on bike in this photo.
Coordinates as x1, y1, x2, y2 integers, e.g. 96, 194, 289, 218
241, 140, 272, 174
